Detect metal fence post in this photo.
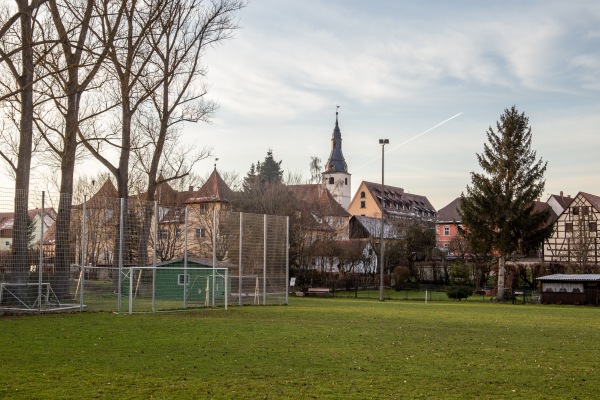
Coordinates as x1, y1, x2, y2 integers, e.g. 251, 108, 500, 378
153, 201, 158, 312
118, 198, 124, 312
263, 214, 267, 305
80, 194, 86, 312
212, 208, 216, 307
38, 191, 45, 312
184, 206, 189, 309
239, 212, 243, 306
129, 266, 133, 314
284, 215, 288, 305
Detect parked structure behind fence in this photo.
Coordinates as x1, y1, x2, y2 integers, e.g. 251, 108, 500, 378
0, 188, 289, 313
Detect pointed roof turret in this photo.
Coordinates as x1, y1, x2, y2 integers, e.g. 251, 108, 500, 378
324, 108, 348, 173
185, 169, 234, 204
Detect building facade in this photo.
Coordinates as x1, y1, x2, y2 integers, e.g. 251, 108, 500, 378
543, 192, 600, 266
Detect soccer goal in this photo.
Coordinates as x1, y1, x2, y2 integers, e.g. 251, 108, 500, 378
0, 282, 79, 312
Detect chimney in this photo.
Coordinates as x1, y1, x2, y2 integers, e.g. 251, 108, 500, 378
189, 185, 194, 191
560, 191, 563, 199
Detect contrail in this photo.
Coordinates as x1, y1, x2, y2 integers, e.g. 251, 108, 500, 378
354, 112, 463, 171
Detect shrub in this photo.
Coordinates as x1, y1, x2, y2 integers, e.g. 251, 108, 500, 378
446, 285, 473, 301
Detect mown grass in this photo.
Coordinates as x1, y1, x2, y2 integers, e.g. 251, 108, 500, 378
1, 298, 599, 399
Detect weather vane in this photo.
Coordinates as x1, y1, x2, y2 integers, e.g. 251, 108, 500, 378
214, 157, 219, 170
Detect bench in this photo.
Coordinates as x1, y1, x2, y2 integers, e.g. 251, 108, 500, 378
306, 288, 331, 297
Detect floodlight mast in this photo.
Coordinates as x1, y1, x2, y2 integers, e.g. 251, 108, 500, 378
379, 139, 389, 302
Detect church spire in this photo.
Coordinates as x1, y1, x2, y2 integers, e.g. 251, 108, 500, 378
325, 107, 348, 173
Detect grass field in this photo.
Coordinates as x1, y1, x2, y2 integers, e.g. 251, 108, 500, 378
1, 297, 599, 399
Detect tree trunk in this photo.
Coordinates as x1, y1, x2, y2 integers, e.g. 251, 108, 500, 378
496, 254, 505, 301
11, 1, 35, 302
53, 78, 80, 299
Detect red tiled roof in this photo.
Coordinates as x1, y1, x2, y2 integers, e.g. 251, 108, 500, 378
287, 184, 350, 218
185, 169, 234, 205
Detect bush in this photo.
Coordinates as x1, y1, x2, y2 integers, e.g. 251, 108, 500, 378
446, 285, 473, 301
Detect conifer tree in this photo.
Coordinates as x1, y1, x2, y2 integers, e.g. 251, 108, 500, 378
460, 106, 552, 301
257, 149, 283, 184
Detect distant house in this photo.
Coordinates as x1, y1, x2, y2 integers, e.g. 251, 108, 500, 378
546, 192, 573, 217
0, 208, 56, 251
543, 192, 600, 265
183, 168, 236, 260
288, 184, 351, 241
347, 181, 436, 222
537, 274, 600, 305
435, 197, 462, 253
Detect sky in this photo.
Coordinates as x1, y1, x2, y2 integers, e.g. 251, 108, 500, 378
185, 0, 600, 210
15, 0, 600, 211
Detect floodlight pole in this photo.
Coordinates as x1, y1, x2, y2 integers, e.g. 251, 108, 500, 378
379, 139, 389, 302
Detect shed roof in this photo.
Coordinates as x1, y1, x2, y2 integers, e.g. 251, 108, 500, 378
537, 274, 600, 282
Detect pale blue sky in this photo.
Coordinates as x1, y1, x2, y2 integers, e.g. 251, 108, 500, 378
188, 0, 599, 210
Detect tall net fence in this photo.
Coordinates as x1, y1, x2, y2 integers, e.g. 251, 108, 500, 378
0, 188, 289, 313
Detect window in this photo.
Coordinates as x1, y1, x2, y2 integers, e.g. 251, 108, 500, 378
572, 206, 579, 215
200, 204, 208, 213
582, 206, 589, 214
175, 228, 181, 239
159, 229, 167, 239
360, 191, 366, 198
195, 227, 206, 238
329, 177, 334, 184
360, 201, 366, 208
444, 225, 450, 236
345, 178, 348, 185
589, 222, 597, 232
565, 222, 573, 233
178, 274, 190, 286
5, 241, 9, 246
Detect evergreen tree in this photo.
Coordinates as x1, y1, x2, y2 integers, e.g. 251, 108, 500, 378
257, 149, 283, 184
243, 163, 257, 192
460, 106, 552, 301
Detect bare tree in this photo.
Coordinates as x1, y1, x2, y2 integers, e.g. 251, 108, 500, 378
132, 0, 243, 266
308, 156, 321, 184
30, 0, 125, 297
0, 0, 47, 291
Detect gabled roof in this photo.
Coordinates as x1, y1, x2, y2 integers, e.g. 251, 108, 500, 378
288, 184, 350, 218
532, 200, 558, 228
0, 208, 57, 231
580, 192, 600, 211
360, 181, 436, 219
436, 197, 462, 223
547, 193, 573, 210
79, 179, 118, 209
185, 169, 234, 205
154, 179, 181, 205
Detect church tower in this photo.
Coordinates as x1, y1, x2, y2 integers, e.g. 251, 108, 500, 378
322, 109, 351, 209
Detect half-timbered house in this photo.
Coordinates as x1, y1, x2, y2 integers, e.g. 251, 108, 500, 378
543, 192, 600, 266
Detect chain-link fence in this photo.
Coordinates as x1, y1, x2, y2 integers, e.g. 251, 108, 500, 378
0, 188, 289, 313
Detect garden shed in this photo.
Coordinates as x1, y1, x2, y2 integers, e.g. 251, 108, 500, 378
127, 258, 231, 302
537, 274, 600, 306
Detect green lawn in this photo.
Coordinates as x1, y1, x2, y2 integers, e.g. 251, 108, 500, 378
1, 298, 598, 399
